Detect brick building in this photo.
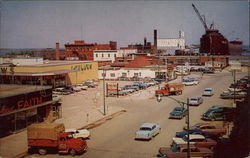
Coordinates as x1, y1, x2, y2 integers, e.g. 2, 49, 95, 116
64, 40, 117, 60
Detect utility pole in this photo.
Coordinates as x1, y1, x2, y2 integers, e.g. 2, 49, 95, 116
103, 69, 106, 115
233, 69, 236, 103
186, 98, 190, 158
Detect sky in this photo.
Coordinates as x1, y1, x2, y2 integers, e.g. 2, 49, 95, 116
0, 0, 249, 49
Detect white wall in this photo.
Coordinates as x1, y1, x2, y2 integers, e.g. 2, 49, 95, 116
94, 50, 117, 62
98, 68, 162, 80
157, 38, 185, 49
117, 49, 138, 57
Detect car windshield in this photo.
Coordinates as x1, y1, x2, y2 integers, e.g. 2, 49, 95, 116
190, 98, 198, 101
170, 144, 180, 152
174, 107, 184, 111
140, 127, 151, 131
205, 90, 212, 92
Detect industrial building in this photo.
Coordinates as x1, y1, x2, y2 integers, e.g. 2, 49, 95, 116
0, 58, 98, 87
63, 40, 117, 60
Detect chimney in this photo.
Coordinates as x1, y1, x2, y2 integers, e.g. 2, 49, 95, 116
55, 42, 60, 60
154, 29, 157, 49
144, 37, 147, 47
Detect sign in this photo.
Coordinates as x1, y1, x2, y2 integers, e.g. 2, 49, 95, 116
71, 64, 92, 71
107, 82, 118, 91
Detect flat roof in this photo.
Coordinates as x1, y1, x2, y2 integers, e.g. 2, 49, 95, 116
0, 69, 78, 76
0, 84, 52, 98
14, 60, 96, 67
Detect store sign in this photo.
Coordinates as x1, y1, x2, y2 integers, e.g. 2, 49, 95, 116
71, 64, 92, 71
107, 82, 118, 91
17, 97, 43, 109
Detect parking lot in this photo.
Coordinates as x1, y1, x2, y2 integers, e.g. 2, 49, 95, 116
7, 68, 249, 158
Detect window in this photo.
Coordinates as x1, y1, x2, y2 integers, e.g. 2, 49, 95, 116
102, 54, 104, 57
110, 73, 115, 77
121, 73, 127, 77
108, 54, 110, 57
96, 54, 98, 57
134, 73, 139, 77
114, 54, 116, 58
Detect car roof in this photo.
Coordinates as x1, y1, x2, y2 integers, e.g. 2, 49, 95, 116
204, 88, 213, 90
189, 96, 201, 99
141, 123, 157, 128
188, 134, 205, 139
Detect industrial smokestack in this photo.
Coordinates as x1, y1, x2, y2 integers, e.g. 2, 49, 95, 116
144, 37, 147, 47
154, 29, 157, 49
55, 42, 60, 60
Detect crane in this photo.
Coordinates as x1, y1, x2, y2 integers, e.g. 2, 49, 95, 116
192, 3, 208, 31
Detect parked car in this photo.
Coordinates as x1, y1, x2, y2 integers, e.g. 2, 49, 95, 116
123, 85, 140, 91
145, 81, 158, 87
202, 68, 215, 73
220, 90, 247, 99
82, 80, 96, 88
71, 85, 82, 92
107, 90, 128, 96
133, 82, 147, 89
53, 87, 73, 95
172, 134, 217, 149
135, 123, 161, 140
120, 88, 135, 94
202, 88, 214, 96
183, 123, 226, 135
157, 144, 214, 158
188, 96, 203, 106
65, 128, 90, 139
175, 129, 220, 141
169, 107, 187, 119
202, 106, 235, 121
76, 84, 88, 90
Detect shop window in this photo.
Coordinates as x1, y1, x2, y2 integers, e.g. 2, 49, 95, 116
121, 73, 127, 77
134, 73, 139, 77
114, 54, 116, 58
108, 54, 110, 57
96, 54, 98, 58
110, 73, 115, 77
102, 54, 104, 57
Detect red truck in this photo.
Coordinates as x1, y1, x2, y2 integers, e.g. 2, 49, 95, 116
27, 123, 87, 156
155, 83, 184, 96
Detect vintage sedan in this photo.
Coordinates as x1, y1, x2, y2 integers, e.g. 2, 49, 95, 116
135, 123, 161, 140
158, 144, 214, 158
202, 88, 214, 96
176, 129, 220, 140
220, 90, 247, 99
172, 134, 217, 149
188, 96, 203, 106
65, 128, 90, 139
169, 107, 187, 119
183, 123, 226, 135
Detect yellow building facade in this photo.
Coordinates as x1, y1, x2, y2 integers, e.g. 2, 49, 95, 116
0, 60, 98, 86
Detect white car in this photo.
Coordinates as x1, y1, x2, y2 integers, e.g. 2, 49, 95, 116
76, 84, 88, 90
202, 88, 214, 96
182, 78, 199, 86
188, 96, 203, 106
135, 123, 161, 140
65, 128, 90, 139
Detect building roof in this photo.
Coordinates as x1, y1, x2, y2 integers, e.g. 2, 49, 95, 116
0, 84, 52, 98
0, 69, 79, 76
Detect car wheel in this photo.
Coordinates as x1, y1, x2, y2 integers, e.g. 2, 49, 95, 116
69, 149, 76, 156
38, 148, 47, 155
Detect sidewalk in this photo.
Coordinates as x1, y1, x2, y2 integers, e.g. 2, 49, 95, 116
0, 87, 125, 158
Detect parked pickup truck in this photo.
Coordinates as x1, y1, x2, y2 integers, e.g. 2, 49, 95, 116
157, 144, 214, 158
27, 123, 87, 156
155, 83, 184, 96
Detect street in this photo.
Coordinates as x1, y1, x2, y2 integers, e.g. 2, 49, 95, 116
27, 70, 246, 158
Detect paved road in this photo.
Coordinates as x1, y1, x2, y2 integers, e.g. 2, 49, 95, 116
26, 71, 246, 158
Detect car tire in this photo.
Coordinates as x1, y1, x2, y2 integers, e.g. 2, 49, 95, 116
69, 149, 76, 156
38, 148, 47, 155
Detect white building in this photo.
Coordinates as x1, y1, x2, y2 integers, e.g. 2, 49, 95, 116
98, 68, 167, 80
157, 31, 185, 54
94, 49, 138, 63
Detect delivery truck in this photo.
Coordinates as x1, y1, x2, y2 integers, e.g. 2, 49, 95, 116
155, 83, 184, 96
27, 123, 87, 156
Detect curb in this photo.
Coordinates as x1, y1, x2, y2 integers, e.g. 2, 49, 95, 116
80, 109, 127, 130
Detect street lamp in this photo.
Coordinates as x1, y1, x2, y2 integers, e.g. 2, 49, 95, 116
102, 69, 106, 115
157, 95, 190, 158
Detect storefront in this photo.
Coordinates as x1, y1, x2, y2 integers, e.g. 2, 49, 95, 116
0, 60, 98, 87
0, 85, 61, 137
